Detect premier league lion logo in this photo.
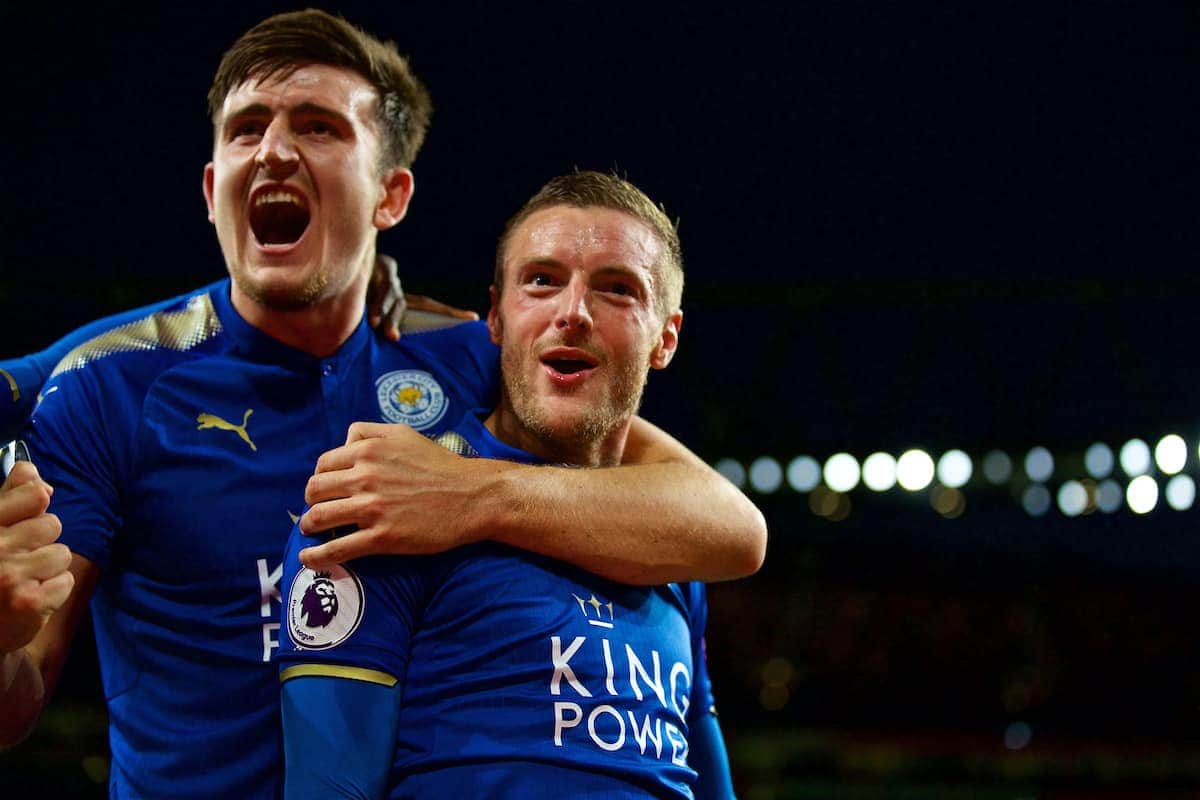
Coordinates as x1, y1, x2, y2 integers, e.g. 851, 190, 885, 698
300, 572, 339, 628
287, 564, 365, 649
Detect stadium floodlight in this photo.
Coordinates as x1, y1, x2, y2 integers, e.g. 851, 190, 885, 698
748, 457, 783, 494
982, 450, 1012, 484
1165, 475, 1195, 511
1056, 480, 1087, 517
896, 449, 935, 491
1084, 442, 1114, 479
787, 456, 821, 492
715, 458, 746, 488
1154, 434, 1187, 475
1119, 438, 1152, 477
862, 452, 897, 491
1126, 475, 1158, 514
1021, 484, 1051, 517
937, 449, 973, 488
823, 452, 861, 493
1024, 446, 1054, 483
1096, 479, 1123, 513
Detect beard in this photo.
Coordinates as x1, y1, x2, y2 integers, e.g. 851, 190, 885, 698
499, 338, 650, 459
227, 260, 333, 311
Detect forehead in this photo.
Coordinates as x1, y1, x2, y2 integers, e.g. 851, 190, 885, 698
219, 63, 380, 127
506, 206, 662, 273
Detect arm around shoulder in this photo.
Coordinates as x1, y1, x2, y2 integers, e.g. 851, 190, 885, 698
479, 416, 765, 584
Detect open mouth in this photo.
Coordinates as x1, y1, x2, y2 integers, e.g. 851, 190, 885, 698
544, 359, 594, 375
249, 189, 310, 246
541, 348, 600, 378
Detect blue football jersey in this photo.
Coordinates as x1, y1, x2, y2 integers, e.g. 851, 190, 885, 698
278, 411, 715, 798
25, 280, 499, 799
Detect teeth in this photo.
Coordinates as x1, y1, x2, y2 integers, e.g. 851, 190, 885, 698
255, 191, 304, 208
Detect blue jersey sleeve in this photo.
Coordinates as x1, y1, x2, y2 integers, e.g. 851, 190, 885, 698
0, 282, 225, 442
277, 521, 434, 682
282, 675, 401, 800
278, 524, 439, 797
685, 583, 737, 799
24, 354, 139, 568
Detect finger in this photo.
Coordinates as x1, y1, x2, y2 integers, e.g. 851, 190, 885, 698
342, 421, 408, 447
312, 443, 359, 475
18, 542, 72, 581
0, 481, 54, 528
298, 529, 381, 570
0, 516, 63, 560
1, 461, 43, 493
37, 569, 76, 612
300, 495, 376, 535
383, 295, 405, 342
303, 461, 362, 505
404, 294, 480, 321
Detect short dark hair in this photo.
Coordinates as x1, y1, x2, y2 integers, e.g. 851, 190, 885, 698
207, 9, 432, 168
495, 171, 684, 316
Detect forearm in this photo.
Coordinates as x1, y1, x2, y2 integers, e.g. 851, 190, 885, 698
0, 648, 46, 746
474, 456, 766, 584
298, 421, 766, 578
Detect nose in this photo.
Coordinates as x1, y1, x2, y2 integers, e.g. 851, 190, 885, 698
255, 119, 299, 179
555, 280, 592, 333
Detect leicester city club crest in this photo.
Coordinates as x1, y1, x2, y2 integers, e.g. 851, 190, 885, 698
286, 564, 365, 650
375, 370, 447, 430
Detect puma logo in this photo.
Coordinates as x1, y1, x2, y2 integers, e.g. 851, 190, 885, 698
197, 409, 258, 452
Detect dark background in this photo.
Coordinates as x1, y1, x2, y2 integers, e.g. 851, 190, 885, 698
2, 2, 1197, 797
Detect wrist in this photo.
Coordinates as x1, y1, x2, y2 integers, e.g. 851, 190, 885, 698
460, 459, 525, 547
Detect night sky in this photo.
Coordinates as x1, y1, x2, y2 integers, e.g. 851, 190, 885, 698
5, 4, 1194, 458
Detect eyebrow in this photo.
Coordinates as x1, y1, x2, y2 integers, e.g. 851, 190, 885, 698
221, 101, 352, 126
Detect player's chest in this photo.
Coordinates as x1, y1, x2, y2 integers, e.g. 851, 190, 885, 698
419, 553, 696, 699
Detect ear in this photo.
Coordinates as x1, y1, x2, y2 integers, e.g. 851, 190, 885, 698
649, 310, 682, 370
202, 163, 216, 223
486, 285, 503, 346
374, 168, 415, 230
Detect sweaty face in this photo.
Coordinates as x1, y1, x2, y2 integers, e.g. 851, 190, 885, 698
488, 206, 680, 465
203, 64, 402, 312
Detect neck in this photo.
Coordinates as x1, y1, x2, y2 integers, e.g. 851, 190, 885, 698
229, 268, 370, 359
484, 400, 631, 468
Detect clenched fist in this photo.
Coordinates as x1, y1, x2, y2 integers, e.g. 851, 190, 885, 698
0, 462, 73, 653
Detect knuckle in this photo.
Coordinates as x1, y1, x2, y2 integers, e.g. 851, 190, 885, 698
359, 498, 382, 525
305, 505, 326, 529
46, 543, 72, 569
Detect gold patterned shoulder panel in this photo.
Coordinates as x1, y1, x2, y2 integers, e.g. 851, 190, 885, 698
433, 430, 478, 458
49, 294, 223, 379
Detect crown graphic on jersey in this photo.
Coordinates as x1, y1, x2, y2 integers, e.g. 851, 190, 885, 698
571, 593, 615, 629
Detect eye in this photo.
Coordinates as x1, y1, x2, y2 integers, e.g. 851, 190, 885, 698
231, 120, 265, 139
528, 272, 558, 287
304, 120, 336, 137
